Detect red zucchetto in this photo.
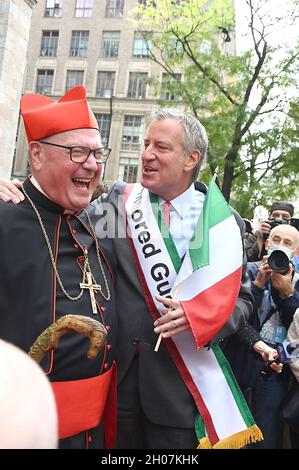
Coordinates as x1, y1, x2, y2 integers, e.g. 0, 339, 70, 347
21, 86, 99, 143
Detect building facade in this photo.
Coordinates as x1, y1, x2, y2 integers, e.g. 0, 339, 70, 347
12, 0, 169, 185
0, 0, 37, 179
11, 0, 234, 185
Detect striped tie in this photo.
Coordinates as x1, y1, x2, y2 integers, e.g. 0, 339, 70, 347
162, 201, 172, 227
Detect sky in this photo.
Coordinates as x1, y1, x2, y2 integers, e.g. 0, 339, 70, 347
234, 0, 299, 217
234, 0, 298, 106
234, 0, 299, 53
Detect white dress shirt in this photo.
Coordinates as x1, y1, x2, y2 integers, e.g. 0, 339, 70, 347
159, 184, 205, 259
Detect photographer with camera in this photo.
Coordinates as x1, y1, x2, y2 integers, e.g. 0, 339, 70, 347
224, 223, 299, 448
245, 201, 294, 262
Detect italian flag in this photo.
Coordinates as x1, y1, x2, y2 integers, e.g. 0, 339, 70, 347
174, 176, 243, 349
125, 179, 263, 448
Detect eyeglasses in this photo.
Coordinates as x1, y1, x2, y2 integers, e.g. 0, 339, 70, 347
38, 141, 111, 164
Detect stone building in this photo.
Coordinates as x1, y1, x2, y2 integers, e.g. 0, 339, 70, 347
0, 0, 37, 179
12, 0, 166, 184
11, 0, 234, 185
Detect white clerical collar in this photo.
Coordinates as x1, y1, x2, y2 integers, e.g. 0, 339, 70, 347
30, 175, 49, 197
159, 184, 197, 219
30, 175, 74, 214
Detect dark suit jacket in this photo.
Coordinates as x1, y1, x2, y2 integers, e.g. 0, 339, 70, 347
87, 180, 253, 428
0, 179, 117, 448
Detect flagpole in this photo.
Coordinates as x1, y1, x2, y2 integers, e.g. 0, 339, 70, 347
213, 166, 219, 180
154, 331, 163, 352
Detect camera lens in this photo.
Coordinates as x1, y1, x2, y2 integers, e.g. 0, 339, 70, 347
268, 250, 289, 275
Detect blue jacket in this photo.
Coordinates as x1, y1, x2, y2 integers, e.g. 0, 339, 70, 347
247, 262, 299, 331
223, 262, 299, 388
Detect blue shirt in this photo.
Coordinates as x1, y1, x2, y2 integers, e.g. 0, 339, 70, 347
292, 255, 299, 272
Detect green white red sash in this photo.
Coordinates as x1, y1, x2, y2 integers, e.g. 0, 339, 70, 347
125, 178, 262, 449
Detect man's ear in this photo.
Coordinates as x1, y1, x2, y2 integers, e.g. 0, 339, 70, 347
29, 142, 44, 172
184, 150, 201, 173
265, 238, 269, 251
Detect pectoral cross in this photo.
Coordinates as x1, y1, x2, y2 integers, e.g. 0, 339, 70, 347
80, 271, 101, 314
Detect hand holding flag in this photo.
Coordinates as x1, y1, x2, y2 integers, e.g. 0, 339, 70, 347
125, 179, 263, 448
154, 295, 191, 338
154, 175, 243, 350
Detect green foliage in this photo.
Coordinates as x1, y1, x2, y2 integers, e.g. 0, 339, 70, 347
131, 0, 299, 211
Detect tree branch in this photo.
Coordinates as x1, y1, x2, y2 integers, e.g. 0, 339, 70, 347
171, 30, 240, 107
146, 45, 200, 118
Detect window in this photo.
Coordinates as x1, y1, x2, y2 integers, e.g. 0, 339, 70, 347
127, 72, 148, 99
65, 70, 84, 92
138, 0, 157, 6
121, 115, 144, 152
165, 38, 183, 60
160, 73, 182, 101
96, 71, 115, 98
36, 70, 54, 95
94, 114, 111, 146
70, 31, 89, 57
100, 31, 120, 58
45, 0, 62, 17
40, 31, 59, 57
118, 158, 139, 183
75, 0, 93, 17
200, 41, 212, 55
105, 0, 124, 17
132, 32, 151, 58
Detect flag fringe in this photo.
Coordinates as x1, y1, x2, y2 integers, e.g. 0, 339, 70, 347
197, 424, 263, 450
198, 437, 212, 449
212, 425, 263, 449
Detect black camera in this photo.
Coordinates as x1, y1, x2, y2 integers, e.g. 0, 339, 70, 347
290, 218, 299, 231
260, 342, 299, 376
268, 249, 290, 275
261, 343, 286, 376
263, 217, 289, 241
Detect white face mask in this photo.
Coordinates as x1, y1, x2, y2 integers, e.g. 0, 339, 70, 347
267, 244, 293, 259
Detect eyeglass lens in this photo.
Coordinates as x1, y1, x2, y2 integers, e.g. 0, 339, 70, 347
71, 147, 109, 162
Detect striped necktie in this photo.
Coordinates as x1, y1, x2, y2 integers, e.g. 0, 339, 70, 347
162, 201, 172, 227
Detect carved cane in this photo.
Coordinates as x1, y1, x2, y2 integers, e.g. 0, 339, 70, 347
28, 314, 107, 364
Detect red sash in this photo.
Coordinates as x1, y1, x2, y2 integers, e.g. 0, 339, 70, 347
51, 362, 117, 448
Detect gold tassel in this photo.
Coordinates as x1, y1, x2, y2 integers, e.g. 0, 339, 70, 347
198, 436, 213, 449
213, 425, 263, 449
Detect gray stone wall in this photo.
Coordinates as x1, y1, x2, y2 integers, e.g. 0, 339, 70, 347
0, 0, 37, 179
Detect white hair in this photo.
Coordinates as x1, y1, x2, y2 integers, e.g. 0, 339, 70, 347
149, 108, 208, 181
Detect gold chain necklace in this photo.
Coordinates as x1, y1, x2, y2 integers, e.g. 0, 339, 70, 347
22, 183, 111, 304
83, 209, 111, 301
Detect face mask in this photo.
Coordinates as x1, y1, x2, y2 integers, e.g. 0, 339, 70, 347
267, 244, 293, 259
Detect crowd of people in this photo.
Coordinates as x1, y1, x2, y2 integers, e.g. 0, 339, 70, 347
0, 86, 298, 449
